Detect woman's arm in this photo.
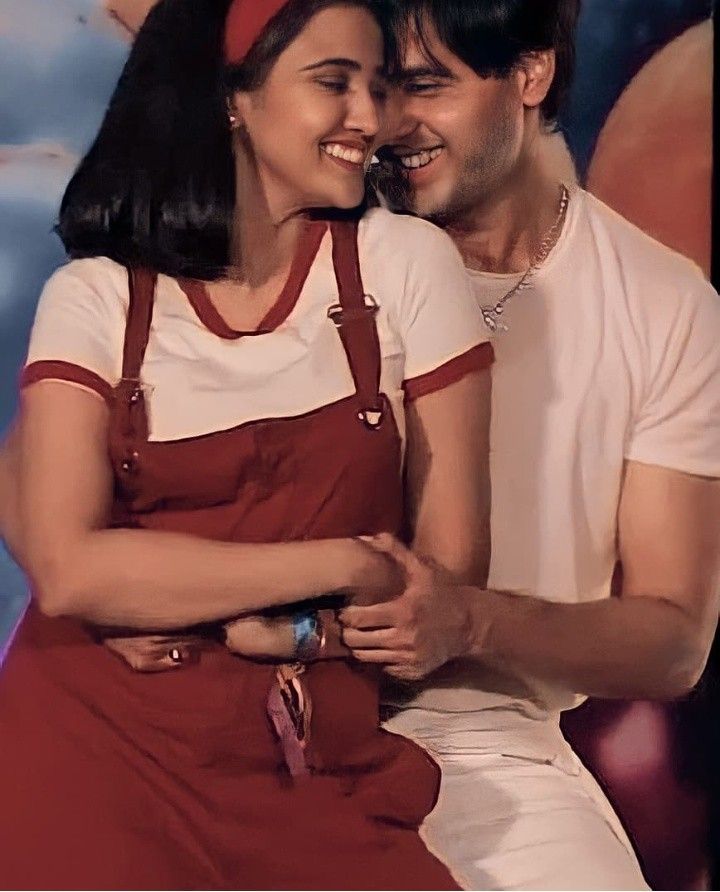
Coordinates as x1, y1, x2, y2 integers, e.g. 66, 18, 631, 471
19, 382, 398, 630
340, 369, 492, 677
405, 369, 491, 585
0, 423, 22, 559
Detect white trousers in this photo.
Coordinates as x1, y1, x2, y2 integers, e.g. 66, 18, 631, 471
383, 709, 651, 891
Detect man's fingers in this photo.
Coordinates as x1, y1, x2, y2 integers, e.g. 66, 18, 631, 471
383, 664, 423, 682
342, 627, 399, 650
351, 649, 407, 665
340, 603, 399, 630
365, 533, 419, 572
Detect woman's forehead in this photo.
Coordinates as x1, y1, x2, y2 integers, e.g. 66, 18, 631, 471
276, 6, 384, 69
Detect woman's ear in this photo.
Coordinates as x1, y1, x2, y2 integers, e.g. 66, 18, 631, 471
227, 94, 243, 131
227, 90, 255, 131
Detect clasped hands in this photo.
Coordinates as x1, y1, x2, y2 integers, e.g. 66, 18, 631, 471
103, 535, 472, 682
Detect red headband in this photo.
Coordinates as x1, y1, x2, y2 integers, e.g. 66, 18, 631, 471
224, 0, 290, 65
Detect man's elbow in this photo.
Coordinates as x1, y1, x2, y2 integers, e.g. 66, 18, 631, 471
655, 631, 711, 700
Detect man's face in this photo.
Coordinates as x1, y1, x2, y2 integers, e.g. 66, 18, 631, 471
385, 22, 526, 223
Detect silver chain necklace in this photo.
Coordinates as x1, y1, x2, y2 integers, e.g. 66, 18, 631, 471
480, 184, 570, 333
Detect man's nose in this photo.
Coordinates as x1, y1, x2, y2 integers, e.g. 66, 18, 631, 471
383, 90, 418, 143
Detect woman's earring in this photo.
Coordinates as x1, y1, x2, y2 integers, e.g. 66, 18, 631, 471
228, 113, 239, 130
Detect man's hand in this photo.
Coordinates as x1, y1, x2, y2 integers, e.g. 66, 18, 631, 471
339, 535, 472, 682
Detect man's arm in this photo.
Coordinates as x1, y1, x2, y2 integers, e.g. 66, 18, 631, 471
342, 460, 720, 697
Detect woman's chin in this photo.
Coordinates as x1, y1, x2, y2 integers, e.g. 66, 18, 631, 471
304, 186, 366, 212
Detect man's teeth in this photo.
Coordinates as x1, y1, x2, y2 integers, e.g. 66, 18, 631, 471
322, 143, 365, 165
399, 147, 444, 169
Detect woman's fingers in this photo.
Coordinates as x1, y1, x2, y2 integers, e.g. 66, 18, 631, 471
104, 636, 200, 672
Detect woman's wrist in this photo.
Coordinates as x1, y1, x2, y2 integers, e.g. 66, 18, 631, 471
326, 538, 375, 591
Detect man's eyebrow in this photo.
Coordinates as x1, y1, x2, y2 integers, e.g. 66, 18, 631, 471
301, 58, 362, 72
398, 64, 455, 80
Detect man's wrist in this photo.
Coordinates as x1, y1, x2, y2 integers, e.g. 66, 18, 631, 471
457, 585, 502, 662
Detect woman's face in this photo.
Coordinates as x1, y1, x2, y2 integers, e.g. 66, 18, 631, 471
233, 4, 388, 214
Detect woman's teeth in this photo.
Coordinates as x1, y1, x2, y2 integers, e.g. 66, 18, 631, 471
399, 147, 444, 169
322, 143, 365, 165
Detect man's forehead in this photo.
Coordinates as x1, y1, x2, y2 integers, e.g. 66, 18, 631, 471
397, 18, 463, 79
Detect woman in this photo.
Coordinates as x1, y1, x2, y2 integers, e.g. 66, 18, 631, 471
0, 0, 492, 888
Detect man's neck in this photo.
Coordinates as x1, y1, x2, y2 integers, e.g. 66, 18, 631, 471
445, 157, 565, 276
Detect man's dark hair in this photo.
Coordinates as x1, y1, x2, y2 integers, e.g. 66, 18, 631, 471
57, 0, 393, 280
387, 0, 580, 124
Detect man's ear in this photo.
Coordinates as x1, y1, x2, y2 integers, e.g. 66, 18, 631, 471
518, 50, 556, 110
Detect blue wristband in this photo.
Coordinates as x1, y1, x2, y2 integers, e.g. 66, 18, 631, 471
292, 610, 320, 661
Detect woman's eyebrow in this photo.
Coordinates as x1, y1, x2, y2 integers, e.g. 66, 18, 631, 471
301, 58, 362, 72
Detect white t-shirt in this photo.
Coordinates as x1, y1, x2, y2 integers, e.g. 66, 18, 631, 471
23, 208, 490, 443
384, 188, 720, 731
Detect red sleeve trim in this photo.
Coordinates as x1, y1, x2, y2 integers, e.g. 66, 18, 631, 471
403, 341, 495, 403
20, 361, 114, 406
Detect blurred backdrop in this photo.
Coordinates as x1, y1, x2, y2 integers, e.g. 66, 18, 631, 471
0, 0, 715, 887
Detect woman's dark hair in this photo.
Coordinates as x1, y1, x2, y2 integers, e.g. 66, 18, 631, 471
387, 0, 580, 126
57, 0, 393, 279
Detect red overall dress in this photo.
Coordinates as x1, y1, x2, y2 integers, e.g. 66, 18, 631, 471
0, 221, 459, 891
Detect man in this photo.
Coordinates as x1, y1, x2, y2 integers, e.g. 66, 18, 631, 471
338, 1, 720, 888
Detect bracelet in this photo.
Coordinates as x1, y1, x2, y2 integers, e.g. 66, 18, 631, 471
292, 610, 325, 662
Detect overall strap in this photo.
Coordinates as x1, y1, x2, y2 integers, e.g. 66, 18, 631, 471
122, 267, 158, 384
114, 267, 158, 469
329, 221, 384, 429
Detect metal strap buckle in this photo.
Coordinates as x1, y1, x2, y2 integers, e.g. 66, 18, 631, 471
327, 294, 379, 328
358, 407, 384, 430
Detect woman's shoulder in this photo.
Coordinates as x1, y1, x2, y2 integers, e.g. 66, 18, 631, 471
45, 255, 130, 296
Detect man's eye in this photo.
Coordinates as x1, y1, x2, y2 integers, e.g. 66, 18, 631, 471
404, 81, 440, 94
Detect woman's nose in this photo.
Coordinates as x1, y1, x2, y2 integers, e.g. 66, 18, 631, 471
345, 89, 382, 138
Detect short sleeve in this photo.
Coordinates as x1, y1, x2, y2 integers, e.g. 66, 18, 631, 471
626, 278, 720, 478
20, 259, 128, 405
395, 220, 493, 402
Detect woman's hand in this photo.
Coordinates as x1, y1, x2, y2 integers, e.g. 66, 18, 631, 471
103, 633, 206, 672
223, 615, 295, 661
224, 611, 351, 661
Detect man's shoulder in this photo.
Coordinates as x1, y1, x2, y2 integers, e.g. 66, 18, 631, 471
576, 189, 709, 299
359, 207, 462, 261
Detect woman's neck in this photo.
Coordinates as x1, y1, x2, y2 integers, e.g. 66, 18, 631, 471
229, 149, 307, 286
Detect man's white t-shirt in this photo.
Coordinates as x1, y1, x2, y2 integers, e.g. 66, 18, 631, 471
384, 188, 720, 742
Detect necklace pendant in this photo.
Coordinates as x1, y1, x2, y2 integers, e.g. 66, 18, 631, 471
481, 307, 508, 333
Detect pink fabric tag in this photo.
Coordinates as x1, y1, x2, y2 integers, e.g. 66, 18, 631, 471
267, 683, 310, 779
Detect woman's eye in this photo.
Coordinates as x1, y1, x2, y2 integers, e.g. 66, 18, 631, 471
317, 78, 348, 93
